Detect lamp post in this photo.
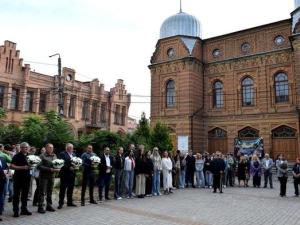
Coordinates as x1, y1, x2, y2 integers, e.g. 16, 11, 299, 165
49, 53, 64, 116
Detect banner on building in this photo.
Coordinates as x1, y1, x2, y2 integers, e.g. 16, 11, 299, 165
234, 137, 264, 158
178, 136, 189, 154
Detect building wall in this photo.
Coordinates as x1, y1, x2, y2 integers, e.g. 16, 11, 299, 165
0, 40, 131, 136
150, 18, 300, 159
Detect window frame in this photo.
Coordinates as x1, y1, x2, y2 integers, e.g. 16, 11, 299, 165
274, 72, 289, 103
241, 77, 254, 107
166, 80, 176, 108
213, 81, 224, 108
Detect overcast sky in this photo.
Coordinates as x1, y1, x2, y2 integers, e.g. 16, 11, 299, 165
0, 0, 294, 120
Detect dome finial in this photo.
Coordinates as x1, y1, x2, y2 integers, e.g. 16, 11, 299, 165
180, 0, 182, 13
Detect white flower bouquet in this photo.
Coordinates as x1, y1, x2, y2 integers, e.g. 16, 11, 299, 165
71, 157, 82, 169
90, 155, 101, 165
52, 159, 65, 169
27, 155, 41, 168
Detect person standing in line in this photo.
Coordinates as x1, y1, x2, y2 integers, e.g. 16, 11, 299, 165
58, 143, 77, 209
226, 153, 235, 187
185, 150, 196, 188
174, 150, 181, 189
81, 145, 97, 206
150, 147, 162, 196
10, 142, 32, 217
204, 154, 213, 188
179, 152, 187, 189
262, 153, 273, 189
292, 157, 300, 197
37, 143, 59, 213
0, 144, 11, 211
250, 155, 262, 188
124, 151, 135, 199
211, 152, 226, 193
98, 147, 114, 201
135, 145, 147, 198
162, 151, 173, 194
195, 153, 205, 188
145, 151, 154, 197
114, 147, 124, 200
277, 155, 288, 197
237, 156, 247, 187
0, 155, 8, 221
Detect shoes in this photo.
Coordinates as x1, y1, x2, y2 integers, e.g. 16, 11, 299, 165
0, 217, 2, 221
33, 202, 37, 207
46, 206, 55, 212
263, 186, 267, 188
8, 197, 12, 203
99, 198, 103, 203
213, 190, 217, 193
220, 191, 223, 194
20, 210, 32, 216
164, 190, 169, 195
81, 202, 85, 206
169, 190, 173, 194
57, 205, 63, 209
38, 208, 46, 214
117, 197, 122, 200
67, 203, 77, 207
126, 196, 130, 199
90, 200, 98, 204
13, 212, 19, 217
105, 197, 111, 200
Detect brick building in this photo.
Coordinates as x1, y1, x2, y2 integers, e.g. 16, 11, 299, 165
0, 41, 131, 135
150, 1, 300, 160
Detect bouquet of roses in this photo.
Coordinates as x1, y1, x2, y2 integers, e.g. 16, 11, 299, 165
52, 159, 65, 170
71, 157, 82, 169
27, 155, 41, 168
90, 155, 101, 166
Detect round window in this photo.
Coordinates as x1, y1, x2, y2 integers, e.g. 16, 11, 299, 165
274, 35, 285, 46
167, 48, 175, 59
212, 49, 221, 58
241, 42, 251, 53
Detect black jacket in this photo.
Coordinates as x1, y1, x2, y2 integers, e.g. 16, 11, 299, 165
186, 155, 196, 171
99, 154, 114, 176
211, 158, 226, 175
58, 151, 75, 178
114, 154, 124, 170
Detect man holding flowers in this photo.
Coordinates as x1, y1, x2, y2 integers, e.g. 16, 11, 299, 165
58, 143, 77, 209
37, 143, 59, 214
81, 144, 98, 206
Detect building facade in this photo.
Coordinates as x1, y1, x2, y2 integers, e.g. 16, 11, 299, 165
150, 1, 300, 160
0, 41, 131, 136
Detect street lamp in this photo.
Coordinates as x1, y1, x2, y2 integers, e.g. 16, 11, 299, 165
49, 53, 64, 116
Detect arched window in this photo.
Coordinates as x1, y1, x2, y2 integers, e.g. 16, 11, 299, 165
213, 81, 223, 108
274, 72, 289, 103
166, 80, 175, 108
242, 77, 254, 106
272, 125, 296, 138
209, 128, 227, 138
238, 127, 259, 139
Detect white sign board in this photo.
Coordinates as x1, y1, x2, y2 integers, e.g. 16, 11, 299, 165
177, 136, 189, 154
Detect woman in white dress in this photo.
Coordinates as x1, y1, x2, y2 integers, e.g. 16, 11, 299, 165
162, 151, 173, 195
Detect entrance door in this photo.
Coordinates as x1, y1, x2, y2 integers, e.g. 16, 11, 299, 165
208, 128, 228, 155
272, 126, 298, 161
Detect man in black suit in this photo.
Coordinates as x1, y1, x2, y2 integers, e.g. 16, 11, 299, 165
98, 147, 114, 201
211, 152, 226, 193
185, 150, 196, 188
58, 143, 77, 209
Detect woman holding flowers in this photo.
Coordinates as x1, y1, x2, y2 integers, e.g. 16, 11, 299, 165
37, 143, 59, 213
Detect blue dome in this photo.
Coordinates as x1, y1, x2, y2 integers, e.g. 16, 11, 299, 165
160, 12, 201, 39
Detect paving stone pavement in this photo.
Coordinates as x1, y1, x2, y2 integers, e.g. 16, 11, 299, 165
2, 180, 300, 225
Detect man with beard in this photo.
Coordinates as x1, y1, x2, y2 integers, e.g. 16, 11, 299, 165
211, 152, 226, 193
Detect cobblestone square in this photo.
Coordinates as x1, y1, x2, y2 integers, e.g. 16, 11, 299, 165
2, 180, 300, 225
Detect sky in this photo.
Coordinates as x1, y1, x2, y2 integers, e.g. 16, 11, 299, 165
0, 0, 295, 120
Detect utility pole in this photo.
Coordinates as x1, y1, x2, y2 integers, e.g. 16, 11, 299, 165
49, 53, 64, 116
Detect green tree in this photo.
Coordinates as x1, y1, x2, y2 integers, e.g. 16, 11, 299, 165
22, 115, 47, 148
93, 130, 122, 155
150, 121, 173, 152
0, 107, 6, 122
0, 124, 22, 145
44, 111, 74, 152
131, 112, 151, 149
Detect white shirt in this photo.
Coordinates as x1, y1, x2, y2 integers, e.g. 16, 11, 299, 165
105, 155, 111, 167
266, 160, 270, 168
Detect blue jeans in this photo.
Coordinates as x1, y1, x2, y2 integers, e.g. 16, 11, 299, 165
196, 171, 205, 188
124, 170, 134, 197
205, 171, 213, 187
152, 170, 161, 195
179, 169, 186, 188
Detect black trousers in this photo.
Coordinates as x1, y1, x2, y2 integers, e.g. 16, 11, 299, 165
294, 178, 300, 196
227, 169, 234, 186
114, 169, 123, 198
213, 174, 221, 191
33, 178, 39, 205
81, 172, 95, 202
13, 177, 30, 213
98, 173, 111, 200
59, 174, 75, 206
145, 175, 152, 195
278, 177, 288, 196
38, 176, 54, 208
186, 169, 195, 186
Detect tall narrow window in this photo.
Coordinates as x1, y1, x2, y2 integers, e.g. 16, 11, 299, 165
166, 80, 175, 108
121, 106, 126, 126
0, 86, 5, 108
274, 72, 289, 103
115, 104, 121, 125
25, 91, 34, 112
242, 77, 254, 106
11, 88, 19, 110
91, 101, 98, 125
82, 99, 89, 120
100, 103, 107, 123
213, 81, 224, 108
68, 96, 76, 118
39, 93, 47, 113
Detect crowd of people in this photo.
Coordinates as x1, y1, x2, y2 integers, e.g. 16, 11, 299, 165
0, 142, 299, 222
